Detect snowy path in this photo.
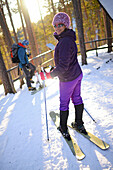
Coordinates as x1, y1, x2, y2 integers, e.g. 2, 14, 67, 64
0, 50, 113, 170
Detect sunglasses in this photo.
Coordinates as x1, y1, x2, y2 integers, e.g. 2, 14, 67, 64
54, 24, 64, 28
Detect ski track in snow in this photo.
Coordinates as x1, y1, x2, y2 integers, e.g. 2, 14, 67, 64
0, 49, 113, 170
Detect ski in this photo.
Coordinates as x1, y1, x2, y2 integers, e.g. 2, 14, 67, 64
68, 125, 110, 150
49, 111, 85, 160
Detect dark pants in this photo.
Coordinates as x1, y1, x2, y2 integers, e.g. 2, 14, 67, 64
22, 63, 36, 87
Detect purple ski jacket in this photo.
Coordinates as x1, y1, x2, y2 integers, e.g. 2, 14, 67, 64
50, 29, 82, 82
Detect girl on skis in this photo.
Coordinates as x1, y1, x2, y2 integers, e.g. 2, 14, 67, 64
40, 12, 87, 140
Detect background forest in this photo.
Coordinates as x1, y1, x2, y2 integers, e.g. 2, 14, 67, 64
0, 0, 113, 94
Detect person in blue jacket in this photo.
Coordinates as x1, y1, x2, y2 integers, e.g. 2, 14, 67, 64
40, 12, 87, 140
18, 40, 36, 91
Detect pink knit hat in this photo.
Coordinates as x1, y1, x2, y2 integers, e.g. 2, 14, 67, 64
52, 12, 71, 28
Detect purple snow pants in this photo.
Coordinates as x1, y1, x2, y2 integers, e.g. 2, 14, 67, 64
59, 73, 83, 111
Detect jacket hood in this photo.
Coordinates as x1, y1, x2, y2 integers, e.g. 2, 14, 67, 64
54, 29, 76, 41
18, 43, 26, 48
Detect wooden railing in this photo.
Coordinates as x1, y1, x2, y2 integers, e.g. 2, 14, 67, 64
6, 37, 113, 89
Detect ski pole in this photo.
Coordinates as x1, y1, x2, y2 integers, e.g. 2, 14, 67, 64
41, 67, 49, 141
84, 108, 96, 123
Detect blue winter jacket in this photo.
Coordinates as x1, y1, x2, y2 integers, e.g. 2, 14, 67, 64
18, 43, 29, 68
50, 29, 82, 82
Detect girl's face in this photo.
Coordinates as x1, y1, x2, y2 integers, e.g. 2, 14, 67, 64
54, 23, 66, 35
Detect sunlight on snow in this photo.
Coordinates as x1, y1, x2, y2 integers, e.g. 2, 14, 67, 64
0, 103, 15, 136
32, 97, 36, 106
95, 150, 112, 168
79, 164, 90, 170
41, 123, 69, 169
28, 129, 33, 141
11, 91, 21, 102
0, 98, 9, 113
41, 91, 44, 100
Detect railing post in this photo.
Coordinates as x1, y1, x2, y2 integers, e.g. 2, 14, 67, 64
7, 71, 16, 93
95, 41, 98, 57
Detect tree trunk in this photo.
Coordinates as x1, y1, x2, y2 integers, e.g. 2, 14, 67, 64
99, 9, 105, 44
0, 5, 13, 52
103, 9, 112, 53
17, 0, 27, 40
60, 0, 67, 12
72, 0, 87, 65
5, 0, 18, 43
20, 0, 39, 57
82, 0, 91, 48
51, 0, 56, 16
37, 0, 47, 44
65, 0, 73, 29
0, 35, 11, 69
0, 50, 16, 95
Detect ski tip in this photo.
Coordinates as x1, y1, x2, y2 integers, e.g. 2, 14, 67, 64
77, 155, 85, 161
101, 143, 110, 150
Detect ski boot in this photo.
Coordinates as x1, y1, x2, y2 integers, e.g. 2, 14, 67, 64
28, 87, 36, 91
57, 126, 71, 141
72, 104, 88, 135
30, 79, 35, 83
71, 122, 87, 135
58, 110, 71, 141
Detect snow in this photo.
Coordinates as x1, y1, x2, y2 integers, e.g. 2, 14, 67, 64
0, 48, 113, 170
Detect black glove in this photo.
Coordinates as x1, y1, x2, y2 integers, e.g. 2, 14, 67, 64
50, 66, 55, 72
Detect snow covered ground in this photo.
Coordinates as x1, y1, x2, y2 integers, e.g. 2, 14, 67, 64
0, 48, 113, 170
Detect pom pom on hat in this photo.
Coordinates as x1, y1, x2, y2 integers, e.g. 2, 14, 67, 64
52, 12, 71, 28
